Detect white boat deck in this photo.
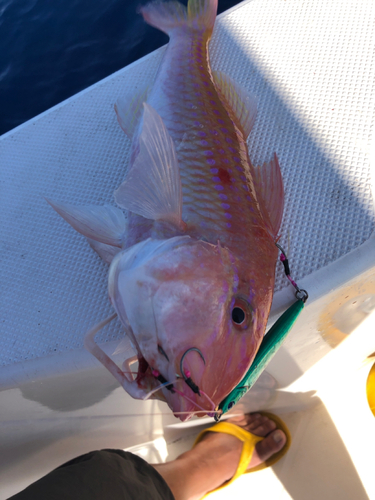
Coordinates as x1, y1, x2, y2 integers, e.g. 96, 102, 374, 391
1, 0, 375, 498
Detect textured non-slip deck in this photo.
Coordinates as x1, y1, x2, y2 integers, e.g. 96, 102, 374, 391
1, 0, 374, 367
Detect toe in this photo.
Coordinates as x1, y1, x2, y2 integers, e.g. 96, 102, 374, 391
251, 418, 276, 437
255, 429, 286, 463
244, 413, 263, 430
246, 412, 262, 422
245, 414, 277, 437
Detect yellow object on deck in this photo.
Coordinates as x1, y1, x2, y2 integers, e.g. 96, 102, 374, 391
366, 361, 375, 417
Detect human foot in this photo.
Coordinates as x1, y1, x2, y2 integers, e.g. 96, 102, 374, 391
153, 412, 287, 500
219, 412, 287, 470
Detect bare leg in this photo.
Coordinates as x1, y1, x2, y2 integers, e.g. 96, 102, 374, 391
152, 413, 287, 500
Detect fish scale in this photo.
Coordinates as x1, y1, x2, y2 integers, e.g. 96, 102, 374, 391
146, 31, 266, 251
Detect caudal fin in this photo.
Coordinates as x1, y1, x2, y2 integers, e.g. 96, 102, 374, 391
140, 0, 217, 36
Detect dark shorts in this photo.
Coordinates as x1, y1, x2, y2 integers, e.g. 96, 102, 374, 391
8, 449, 175, 500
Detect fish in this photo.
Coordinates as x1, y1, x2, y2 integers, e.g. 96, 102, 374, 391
47, 0, 284, 421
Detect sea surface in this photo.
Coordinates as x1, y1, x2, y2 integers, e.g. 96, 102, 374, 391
0, 0, 241, 136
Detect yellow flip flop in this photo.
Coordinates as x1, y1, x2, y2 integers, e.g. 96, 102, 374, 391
193, 411, 291, 498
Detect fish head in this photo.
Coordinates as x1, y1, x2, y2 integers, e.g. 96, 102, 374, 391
109, 236, 276, 420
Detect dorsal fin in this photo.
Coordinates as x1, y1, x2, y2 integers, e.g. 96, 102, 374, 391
114, 103, 185, 231
253, 153, 284, 238
213, 70, 257, 138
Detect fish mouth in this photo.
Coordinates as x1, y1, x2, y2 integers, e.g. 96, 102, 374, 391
133, 354, 216, 421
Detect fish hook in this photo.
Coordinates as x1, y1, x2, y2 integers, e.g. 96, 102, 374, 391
180, 347, 206, 396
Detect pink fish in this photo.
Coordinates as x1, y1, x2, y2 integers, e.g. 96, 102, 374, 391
48, 0, 284, 421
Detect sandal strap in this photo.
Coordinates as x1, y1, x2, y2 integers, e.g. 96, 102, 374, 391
194, 421, 264, 487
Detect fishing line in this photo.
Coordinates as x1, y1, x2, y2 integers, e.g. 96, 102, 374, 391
171, 409, 223, 416
276, 243, 308, 302
144, 378, 180, 400
1, 411, 226, 426
199, 391, 216, 413
171, 386, 215, 414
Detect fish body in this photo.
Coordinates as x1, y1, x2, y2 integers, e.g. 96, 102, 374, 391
49, 0, 284, 421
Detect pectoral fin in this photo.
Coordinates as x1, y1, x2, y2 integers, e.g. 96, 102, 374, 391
253, 153, 284, 238
115, 84, 150, 138
87, 238, 122, 264
46, 199, 127, 247
114, 103, 185, 231
213, 71, 257, 138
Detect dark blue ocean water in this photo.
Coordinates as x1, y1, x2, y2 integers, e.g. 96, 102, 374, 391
0, 0, 240, 136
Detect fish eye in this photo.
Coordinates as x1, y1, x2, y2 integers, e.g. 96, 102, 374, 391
232, 307, 245, 324
231, 297, 252, 330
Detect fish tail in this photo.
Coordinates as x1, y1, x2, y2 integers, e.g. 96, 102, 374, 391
140, 0, 217, 36
187, 0, 217, 32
